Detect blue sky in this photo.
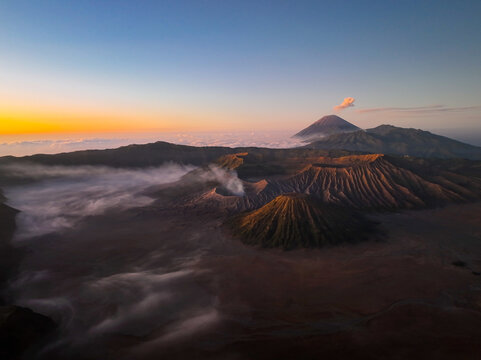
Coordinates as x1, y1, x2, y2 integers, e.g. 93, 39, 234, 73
0, 0, 480, 138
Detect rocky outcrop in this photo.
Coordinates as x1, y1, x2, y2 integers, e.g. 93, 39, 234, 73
0, 305, 56, 360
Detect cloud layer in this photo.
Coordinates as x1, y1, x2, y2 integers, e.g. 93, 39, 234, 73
356, 104, 481, 114
0, 131, 304, 157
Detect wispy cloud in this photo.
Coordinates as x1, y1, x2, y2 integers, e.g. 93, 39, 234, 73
88, 270, 194, 335
2, 163, 195, 239
2, 162, 245, 239
333, 97, 355, 111
356, 105, 481, 114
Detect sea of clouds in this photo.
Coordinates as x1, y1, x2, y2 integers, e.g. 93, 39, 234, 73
0, 131, 304, 157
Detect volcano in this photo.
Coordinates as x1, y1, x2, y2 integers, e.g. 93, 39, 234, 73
229, 193, 374, 249
294, 115, 361, 140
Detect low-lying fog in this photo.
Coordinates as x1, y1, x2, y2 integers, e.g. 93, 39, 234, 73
1, 163, 244, 358
4, 163, 195, 239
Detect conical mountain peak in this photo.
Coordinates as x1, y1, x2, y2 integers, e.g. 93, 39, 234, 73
294, 115, 361, 139
229, 193, 374, 250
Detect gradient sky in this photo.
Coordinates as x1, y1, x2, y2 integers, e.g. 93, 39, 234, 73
1, 0, 481, 139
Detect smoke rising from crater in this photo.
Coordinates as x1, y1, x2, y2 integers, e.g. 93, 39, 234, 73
334, 97, 355, 111
202, 164, 245, 196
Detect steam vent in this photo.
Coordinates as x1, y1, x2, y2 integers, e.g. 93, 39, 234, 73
230, 193, 375, 250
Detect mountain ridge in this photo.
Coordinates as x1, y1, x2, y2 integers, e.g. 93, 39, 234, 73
306, 124, 481, 160
182, 152, 481, 214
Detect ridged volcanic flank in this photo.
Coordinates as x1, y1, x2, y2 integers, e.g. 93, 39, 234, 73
306, 125, 481, 160
294, 115, 361, 139
229, 193, 374, 249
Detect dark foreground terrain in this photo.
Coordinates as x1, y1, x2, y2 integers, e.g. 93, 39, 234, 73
2, 199, 481, 359
1, 144, 481, 359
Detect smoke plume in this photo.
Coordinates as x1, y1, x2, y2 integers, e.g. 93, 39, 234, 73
334, 97, 355, 111
202, 165, 245, 196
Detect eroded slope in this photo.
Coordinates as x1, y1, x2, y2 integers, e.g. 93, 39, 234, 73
198, 153, 481, 212
229, 193, 374, 249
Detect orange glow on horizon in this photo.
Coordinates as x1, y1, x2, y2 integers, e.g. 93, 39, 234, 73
0, 105, 231, 135
1, 114, 172, 134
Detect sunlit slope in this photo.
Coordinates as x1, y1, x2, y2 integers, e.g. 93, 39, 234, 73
229, 193, 374, 249
212, 153, 481, 211
268, 154, 471, 208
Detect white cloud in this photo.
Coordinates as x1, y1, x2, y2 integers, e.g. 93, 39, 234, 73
0, 131, 304, 157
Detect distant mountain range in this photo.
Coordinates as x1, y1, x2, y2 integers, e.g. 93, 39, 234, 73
292, 114, 481, 160
305, 124, 481, 160
294, 114, 360, 139
0, 115, 479, 167
0, 142, 234, 168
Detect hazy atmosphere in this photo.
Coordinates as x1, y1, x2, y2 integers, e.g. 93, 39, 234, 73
1, 0, 480, 152
1, 1, 481, 360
